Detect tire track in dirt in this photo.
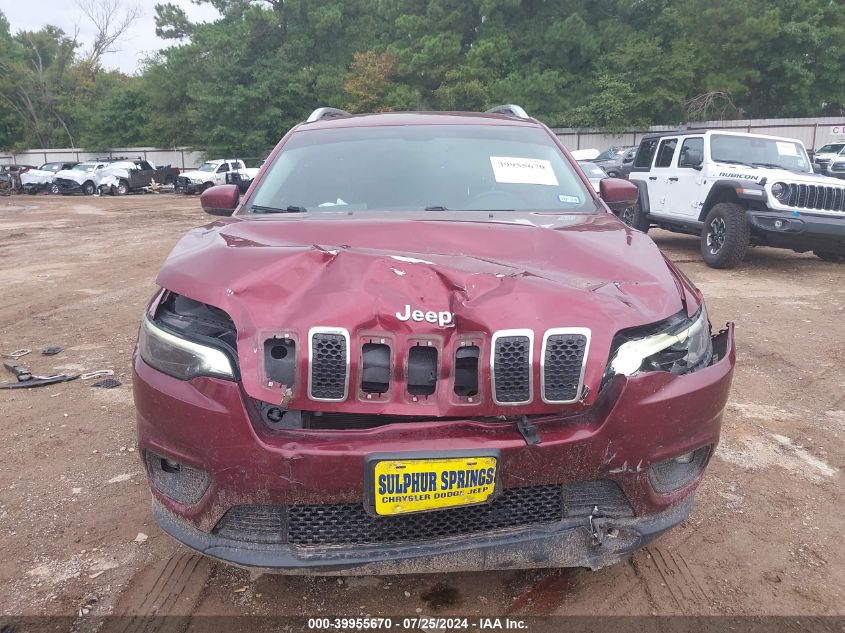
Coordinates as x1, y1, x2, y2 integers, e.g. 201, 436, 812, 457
633, 547, 710, 613
101, 551, 213, 633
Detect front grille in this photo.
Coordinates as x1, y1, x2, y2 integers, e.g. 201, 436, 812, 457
786, 183, 845, 212
542, 331, 588, 403
492, 333, 532, 404
212, 480, 633, 547
175, 175, 189, 189
309, 330, 348, 400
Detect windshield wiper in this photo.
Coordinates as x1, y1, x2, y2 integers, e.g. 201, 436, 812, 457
250, 204, 307, 214
751, 162, 787, 170
424, 205, 449, 211
715, 159, 755, 168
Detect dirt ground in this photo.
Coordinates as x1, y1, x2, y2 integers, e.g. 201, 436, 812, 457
0, 194, 843, 628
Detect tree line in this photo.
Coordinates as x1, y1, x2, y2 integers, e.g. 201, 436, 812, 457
1, 0, 844, 156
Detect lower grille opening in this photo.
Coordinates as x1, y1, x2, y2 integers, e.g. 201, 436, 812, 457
454, 345, 480, 397
211, 480, 633, 547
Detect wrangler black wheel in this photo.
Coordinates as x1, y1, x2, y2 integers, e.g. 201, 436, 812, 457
620, 201, 650, 233
701, 202, 750, 269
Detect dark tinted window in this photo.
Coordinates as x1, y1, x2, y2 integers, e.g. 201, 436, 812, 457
654, 139, 678, 167
633, 139, 658, 168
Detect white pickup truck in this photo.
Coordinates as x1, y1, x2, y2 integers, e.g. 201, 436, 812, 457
175, 159, 257, 194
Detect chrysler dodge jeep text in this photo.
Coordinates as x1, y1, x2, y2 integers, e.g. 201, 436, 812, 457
134, 105, 736, 574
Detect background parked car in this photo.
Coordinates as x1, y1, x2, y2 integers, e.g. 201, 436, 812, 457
593, 146, 637, 178
812, 143, 845, 176
20, 162, 79, 194
176, 159, 250, 194
577, 161, 609, 192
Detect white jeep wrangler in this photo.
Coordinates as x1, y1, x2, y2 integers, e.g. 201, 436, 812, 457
627, 130, 845, 268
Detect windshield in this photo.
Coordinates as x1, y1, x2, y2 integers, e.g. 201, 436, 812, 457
710, 134, 810, 172
248, 125, 594, 214
817, 143, 845, 154
579, 162, 607, 179
198, 162, 217, 172
72, 163, 97, 172
595, 148, 622, 161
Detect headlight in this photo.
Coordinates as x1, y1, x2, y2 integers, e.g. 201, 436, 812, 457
192, 178, 204, 184
138, 315, 234, 380
609, 306, 712, 377
771, 182, 789, 202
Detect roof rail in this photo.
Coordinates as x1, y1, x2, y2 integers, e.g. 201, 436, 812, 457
485, 104, 530, 119
306, 107, 351, 123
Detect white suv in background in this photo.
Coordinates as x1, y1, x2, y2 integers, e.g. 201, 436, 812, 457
627, 130, 845, 267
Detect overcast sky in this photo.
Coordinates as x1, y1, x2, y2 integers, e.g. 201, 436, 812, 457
2, 0, 220, 74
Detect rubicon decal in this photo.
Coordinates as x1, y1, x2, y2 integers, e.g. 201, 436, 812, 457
395, 304, 454, 327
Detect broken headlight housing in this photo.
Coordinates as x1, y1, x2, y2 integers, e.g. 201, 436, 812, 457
138, 293, 238, 380
608, 306, 712, 377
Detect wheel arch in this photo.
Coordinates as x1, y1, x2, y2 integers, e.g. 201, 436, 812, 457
631, 179, 650, 213
698, 180, 753, 221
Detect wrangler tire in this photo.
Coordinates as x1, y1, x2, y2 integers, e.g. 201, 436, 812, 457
620, 201, 650, 233
701, 202, 750, 269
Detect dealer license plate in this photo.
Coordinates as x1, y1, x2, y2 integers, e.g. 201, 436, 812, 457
372, 456, 498, 516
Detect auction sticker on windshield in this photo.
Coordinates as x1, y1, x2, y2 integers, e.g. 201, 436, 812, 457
371, 456, 498, 516
490, 156, 559, 186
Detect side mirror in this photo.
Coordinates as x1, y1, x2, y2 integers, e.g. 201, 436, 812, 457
599, 177, 639, 209
680, 149, 703, 169
201, 184, 239, 216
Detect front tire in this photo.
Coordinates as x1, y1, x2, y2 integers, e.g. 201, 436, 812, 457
701, 202, 750, 269
620, 201, 650, 233
82, 181, 96, 196
49, 183, 59, 195
116, 180, 129, 196
813, 251, 845, 263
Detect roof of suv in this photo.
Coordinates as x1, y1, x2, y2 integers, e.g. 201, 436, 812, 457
639, 128, 804, 145
300, 111, 541, 131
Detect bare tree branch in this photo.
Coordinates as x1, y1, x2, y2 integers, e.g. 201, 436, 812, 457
77, 0, 142, 65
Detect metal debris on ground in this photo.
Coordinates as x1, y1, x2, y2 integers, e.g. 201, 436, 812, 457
42, 346, 62, 356
0, 361, 79, 389
3, 349, 32, 358
91, 378, 122, 389
80, 370, 114, 380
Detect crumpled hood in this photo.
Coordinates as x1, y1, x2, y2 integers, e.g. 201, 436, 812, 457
156, 212, 696, 414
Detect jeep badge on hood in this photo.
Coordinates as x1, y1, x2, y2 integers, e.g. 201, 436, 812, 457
395, 304, 455, 327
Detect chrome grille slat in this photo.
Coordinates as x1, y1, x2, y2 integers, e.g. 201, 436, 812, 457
541, 328, 590, 404
491, 330, 533, 405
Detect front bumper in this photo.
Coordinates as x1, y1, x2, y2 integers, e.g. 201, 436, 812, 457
749, 210, 845, 254
153, 494, 693, 574
134, 326, 735, 572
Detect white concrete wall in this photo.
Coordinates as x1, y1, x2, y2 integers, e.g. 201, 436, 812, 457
552, 116, 845, 153
0, 147, 206, 169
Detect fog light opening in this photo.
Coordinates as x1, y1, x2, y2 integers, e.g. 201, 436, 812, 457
161, 458, 181, 473
673, 452, 695, 464
648, 446, 711, 494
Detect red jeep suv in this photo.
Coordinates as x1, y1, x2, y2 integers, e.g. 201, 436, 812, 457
133, 105, 735, 573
